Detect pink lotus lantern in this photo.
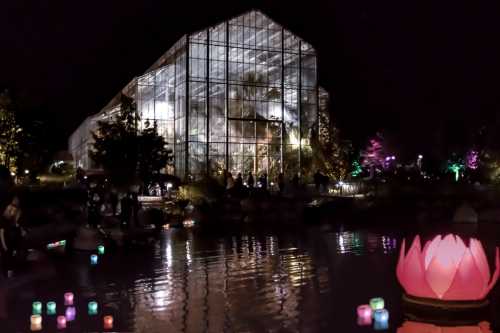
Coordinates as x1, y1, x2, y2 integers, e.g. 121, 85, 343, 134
397, 235, 499, 302
397, 320, 492, 333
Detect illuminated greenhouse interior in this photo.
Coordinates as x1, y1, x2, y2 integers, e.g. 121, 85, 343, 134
69, 9, 330, 181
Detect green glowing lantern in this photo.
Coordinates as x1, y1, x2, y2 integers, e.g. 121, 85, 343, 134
97, 245, 105, 255
369, 297, 385, 311
46, 301, 56, 315
32, 301, 42, 315
88, 301, 98, 315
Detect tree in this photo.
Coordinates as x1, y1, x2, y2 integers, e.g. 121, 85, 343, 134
91, 95, 173, 186
465, 149, 479, 170
137, 122, 173, 187
0, 89, 22, 172
91, 95, 139, 184
361, 134, 386, 178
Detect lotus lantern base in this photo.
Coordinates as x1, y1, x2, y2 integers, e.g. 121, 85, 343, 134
402, 293, 490, 326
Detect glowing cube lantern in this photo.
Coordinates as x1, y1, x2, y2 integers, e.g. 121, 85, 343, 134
30, 315, 42, 331
396, 234, 500, 301
356, 304, 372, 320
64, 292, 74, 306
32, 301, 42, 315
90, 254, 98, 265
369, 297, 385, 311
374, 309, 389, 322
103, 315, 114, 330
65, 306, 76, 321
356, 316, 372, 326
47, 301, 56, 315
88, 301, 98, 315
57, 315, 67, 329
374, 320, 389, 331
97, 245, 105, 255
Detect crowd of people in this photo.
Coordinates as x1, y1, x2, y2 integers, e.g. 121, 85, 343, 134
85, 182, 142, 230
222, 170, 306, 197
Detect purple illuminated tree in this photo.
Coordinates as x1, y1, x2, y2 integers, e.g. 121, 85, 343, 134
466, 149, 479, 170
361, 137, 384, 165
361, 135, 386, 179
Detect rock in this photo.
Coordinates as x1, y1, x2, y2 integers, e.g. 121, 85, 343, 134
453, 203, 478, 224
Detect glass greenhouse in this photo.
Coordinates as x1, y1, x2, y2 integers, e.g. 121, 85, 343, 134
69, 9, 330, 181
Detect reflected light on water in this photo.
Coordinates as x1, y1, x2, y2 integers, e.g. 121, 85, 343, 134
336, 231, 397, 255
397, 321, 492, 333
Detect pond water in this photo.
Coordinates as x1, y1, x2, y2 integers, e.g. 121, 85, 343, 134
4, 224, 500, 332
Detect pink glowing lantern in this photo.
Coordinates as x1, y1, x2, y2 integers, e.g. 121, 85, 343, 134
357, 304, 372, 319
397, 234, 500, 301
64, 292, 74, 306
57, 315, 67, 329
357, 316, 372, 326
397, 320, 492, 333
103, 315, 114, 329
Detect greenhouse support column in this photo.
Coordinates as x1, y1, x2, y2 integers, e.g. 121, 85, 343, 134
206, 28, 210, 177
185, 37, 190, 181
298, 40, 302, 175
280, 28, 285, 174
316, 55, 320, 142
225, 21, 230, 172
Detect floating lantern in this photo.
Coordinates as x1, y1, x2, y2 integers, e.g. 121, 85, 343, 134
64, 292, 74, 305
97, 245, 105, 255
30, 315, 42, 331
373, 309, 389, 322
398, 320, 492, 333
90, 254, 98, 265
103, 315, 113, 329
65, 306, 76, 321
357, 316, 372, 326
357, 304, 372, 320
397, 235, 500, 302
374, 320, 389, 331
369, 297, 385, 311
57, 315, 67, 329
47, 301, 56, 315
32, 301, 42, 315
88, 301, 98, 315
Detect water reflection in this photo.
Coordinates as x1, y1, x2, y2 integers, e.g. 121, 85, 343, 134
397, 321, 492, 333
11, 227, 496, 332
336, 231, 398, 255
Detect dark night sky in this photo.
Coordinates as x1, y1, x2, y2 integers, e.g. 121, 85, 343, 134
2, 0, 500, 158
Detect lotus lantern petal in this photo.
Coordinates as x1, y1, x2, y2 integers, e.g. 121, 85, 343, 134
396, 234, 499, 301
